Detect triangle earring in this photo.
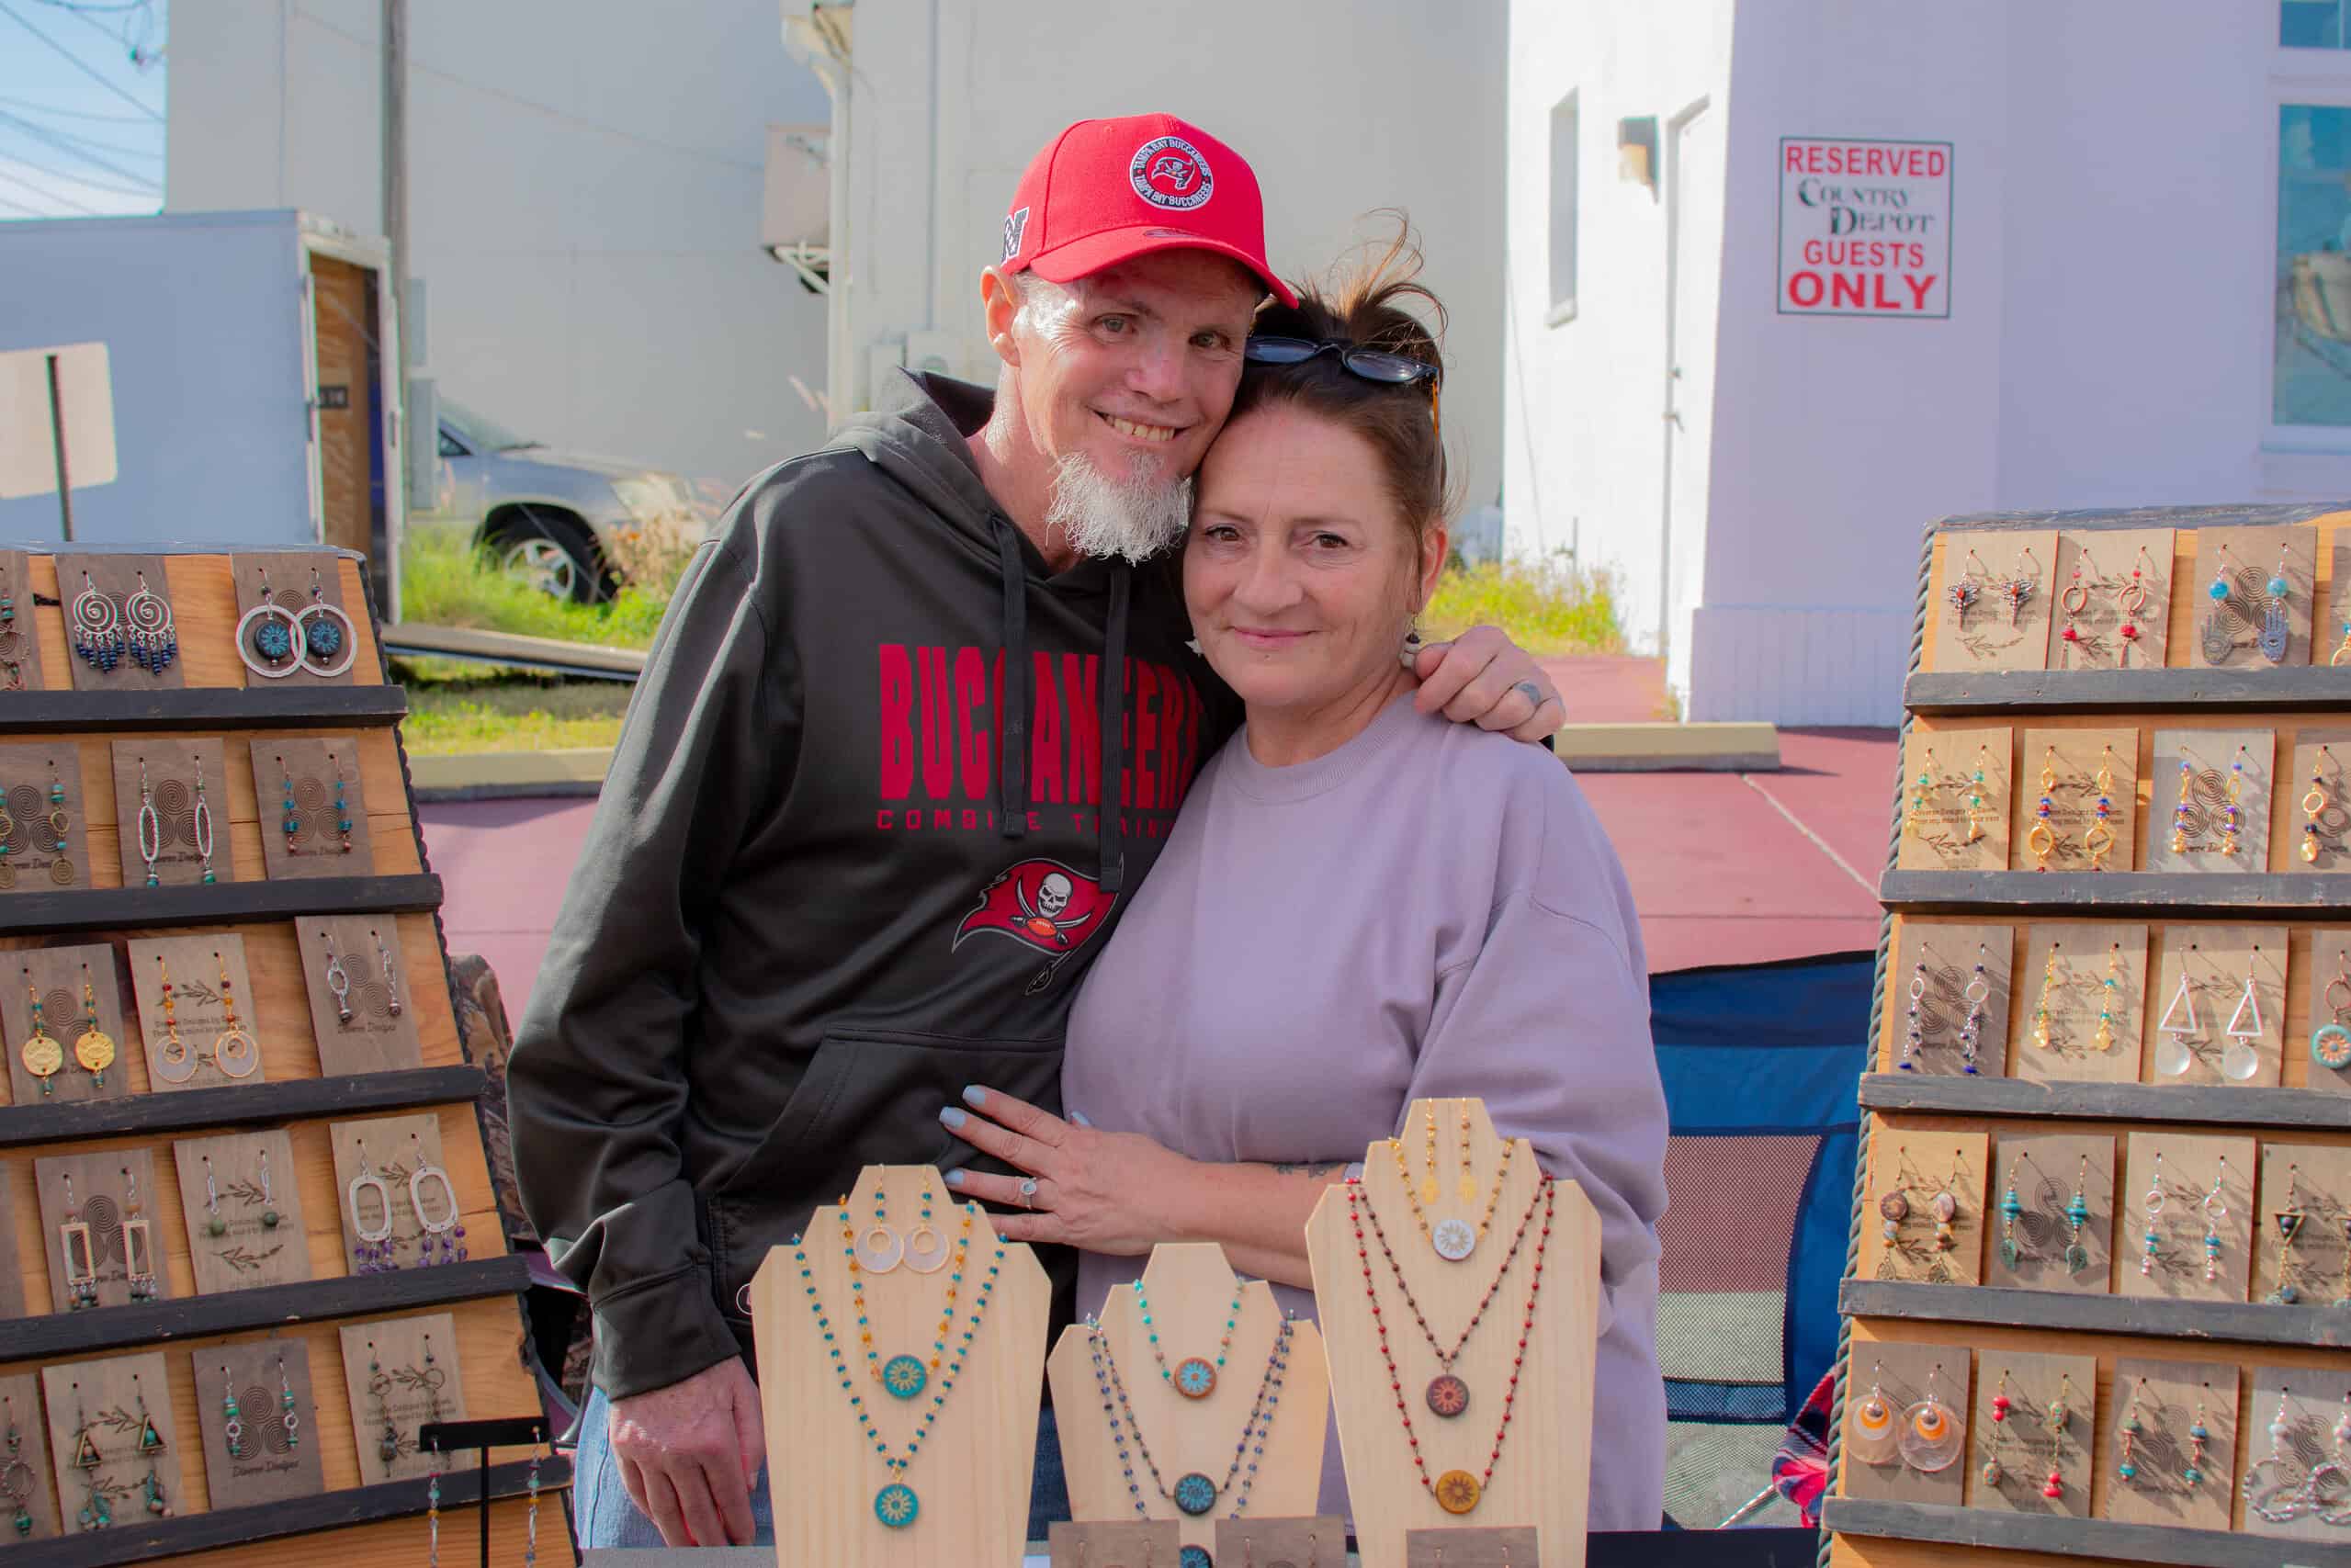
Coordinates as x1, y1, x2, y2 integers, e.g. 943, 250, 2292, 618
2222, 952, 2266, 1082
2154, 962, 2199, 1077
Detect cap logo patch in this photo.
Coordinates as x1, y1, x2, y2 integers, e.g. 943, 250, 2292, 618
1130, 135, 1214, 211
1002, 206, 1031, 263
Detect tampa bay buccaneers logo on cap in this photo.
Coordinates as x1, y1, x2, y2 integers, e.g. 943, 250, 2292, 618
1130, 135, 1213, 210
955, 857, 1119, 994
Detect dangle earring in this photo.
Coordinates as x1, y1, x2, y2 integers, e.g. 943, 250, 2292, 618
2305, 748, 2334, 864
2001, 547, 2040, 627
152, 954, 196, 1084
1947, 551, 1985, 624
2244, 1388, 2300, 1525
1421, 1101, 1441, 1204
0, 566, 22, 693
220, 1364, 243, 1461
72, 963, 113, 1091
856, 1183, 905, 1274
1965, 747, 1991, 845
1849, 1363, 1903, 1465
17, 972, 61, 1097
135, 760, 160, 886
59, 1172, 98, 1309
2171, 757, 2197, 855
524, 1426, 544, 1568
2028, 747, 2060, 869
2184, 1387, 2212, 1489
2201, 544, 2242, 664
347, 1141, 397, 1273
2201, 1158, 2230, 1284
2059, 549, 2090, 662
2155, 950, 2199, 1077
1932, 1151, 1966, 1253
2219, 745, 2249, 858
71, 1386, 107, 1531
211, 950, 257, 1077
2043, 1374, 2073, 1498
122, 1166, 157, 1302
2093, 943, 2122, 1053
278, 762, 300, 854
1905, 749, 1936, 839
2084, 745, 2117, 871
367, 1347, 400, 1465
123, 572, 176, 675
4, 1395, 34, 1536
2313, 954, 2351, 1071
332, 764, 353, 853
1899, 957, 1926, 1070
236, 567, 301, 678
2031, 942, 2060, 1050
190, 755, 217, 885
373, 931, 402, 1018
257, 1146, 280, 1229
130, 1373, 166, 1517
322, 931, 353, 1026
2117, 1379, 2146, 1484
1457, 1098, 1477, 1202
2139, 1152, 2166, 1278
201, 1156, 225, 1237
902, 1180, 949, 1273
2261, 543, 2293, 664
2063, 1156, 2092, 1273
2268, 1164, 2309, 1305
1982, 1370, 2011, 1487
69, 571, 121, 671
298, 566, 357, 676
277, 1354, 300, 1451
1998, 1161, 2023, 1268
1900, 1364, 1964, 1472
46, 767, 69, 887
1955, 944, 1989, 1076
1877, 1147, 1912, 1249
2117, 544, 2153, 664
409, 1133, 466, 1266
2222, 950, 2266, 1082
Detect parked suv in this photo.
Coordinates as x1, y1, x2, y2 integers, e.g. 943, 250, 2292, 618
413, 399, 715, 602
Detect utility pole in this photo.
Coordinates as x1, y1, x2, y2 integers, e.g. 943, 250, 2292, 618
382, 0, 408, 507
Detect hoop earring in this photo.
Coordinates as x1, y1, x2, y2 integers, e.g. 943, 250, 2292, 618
347, 1141, 396, 1273
69, 571, 121, 671
408, 1133, 467, 1267
2059, 549, 2090, 661
297, 567, 357, 677
2028, 746, 2059, 869
2303, 746, 2333, 864
237, 567, 303, 679
2085, 745, 2117, 870
153, 954, 197, 1085
136, 759, 161, 887
2117, 544, 2152, 663
856, 1185, 904, 1274
902, 1181, 950, 1274
192, 755, 217, 886
1899, 1363, 1963, 1472
1848, 1362, 1902, 1465
212, 950, 258, 1078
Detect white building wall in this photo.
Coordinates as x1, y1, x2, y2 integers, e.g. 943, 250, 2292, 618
167, 0, 831, 490
831, 0, 1509, 513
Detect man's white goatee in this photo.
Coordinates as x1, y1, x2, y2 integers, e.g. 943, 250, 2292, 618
1046, 452, 1194, 566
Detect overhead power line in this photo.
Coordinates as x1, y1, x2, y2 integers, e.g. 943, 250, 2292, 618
0, 107, 161, 187
0, 139, 155, 197
0, 0, 164, 121
0, 92, 154, 124
0, 163, 104, 216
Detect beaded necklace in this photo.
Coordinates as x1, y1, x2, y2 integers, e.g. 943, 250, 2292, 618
1352, 1170, 1548, 1421
1386, 1129, 1515, 1262
1087, 1310, 1293, 1521
1129, 1279, 1244, 1399
1347, 1178, 1554, 1516
840, 1194, 976, 1400
793, 1207, 1003, 1529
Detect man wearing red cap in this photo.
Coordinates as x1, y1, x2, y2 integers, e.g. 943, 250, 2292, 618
511, 113, 1563, 1551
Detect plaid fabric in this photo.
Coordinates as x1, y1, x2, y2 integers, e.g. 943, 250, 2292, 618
1770, 1371, 1837, 1525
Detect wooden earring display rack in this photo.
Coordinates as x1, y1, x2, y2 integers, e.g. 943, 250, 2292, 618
0, 546, 565, 1568
1822, 505, 2351, 1568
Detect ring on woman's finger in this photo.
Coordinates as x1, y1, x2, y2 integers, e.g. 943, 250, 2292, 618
1510, 678, 1545, 709
1018, 1178, 1039, 1210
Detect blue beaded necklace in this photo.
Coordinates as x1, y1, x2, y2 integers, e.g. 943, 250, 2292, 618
1085, 1309, 1292, 1526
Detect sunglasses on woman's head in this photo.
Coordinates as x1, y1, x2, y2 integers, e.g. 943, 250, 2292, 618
1241, 335, 1442, 388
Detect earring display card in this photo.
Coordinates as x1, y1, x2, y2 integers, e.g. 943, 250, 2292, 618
336, 1312, 469, 1486
1837, 1340, 1971, 1506
2045, 527, 2174, 671
1928, 529, 2057, 673
0, 1369, 62, 1539
251, 736, 375, 879
2252, 1142, 2350, 1308
2325, 530, 2351, 667
297, 916, 424, 1074
39, 1351, 185, 1535
1218, 1517, 1349, 1567
329, 1114, 464, 1276
1047, 1521, 1181, 1566
0, 548, 49, 694
2094, 1358, 2238, 1531
1402, 1526, 1541, 1566
2305, 928, 2351, 1097
125, 934, 266, 1093
1859, 1133, 1989, 1287
2118, 1131, 2257, 1304
52, 552, 187, 693
2142, 728, 2277, 874
2009, 923, 2148, 1086
2143, 924, 2288, 1088
170, 1131, 310, 1295
1884, 921, 2011, 1077
2281, 728, 2351, 872
106, 739, 235, 888
230, 550, 360, 688
1894, 728, 2013, 874
0, 740, 93, 896
2241, 1364, 2348, 1542
2188, 524, 2315, 670
2010, 728, 2137, 875
185, 1338, 326, 1507
31, 1149, 168, 1314
1984, 1134, 2115, 1295
1964, 1349, 2096, 1517
2, 942, 134, 1107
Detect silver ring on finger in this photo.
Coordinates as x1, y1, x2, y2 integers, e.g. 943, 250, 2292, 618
1511, 679, 1545, 709
1018, 1178, 1039, 1210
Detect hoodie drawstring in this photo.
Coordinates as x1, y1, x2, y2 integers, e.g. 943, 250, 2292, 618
993, 518, 1029, 841
1099, 565, 1131, 895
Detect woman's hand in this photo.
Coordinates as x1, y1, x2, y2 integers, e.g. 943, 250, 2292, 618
938, 1087, 1193, 1254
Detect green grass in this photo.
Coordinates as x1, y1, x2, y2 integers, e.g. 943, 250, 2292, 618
396, 664, 632, 755
399, 529, 671, 649
1423, 554, 1625, 657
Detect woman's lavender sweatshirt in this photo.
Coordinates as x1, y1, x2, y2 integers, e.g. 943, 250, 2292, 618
1064, 690, 1669, 1531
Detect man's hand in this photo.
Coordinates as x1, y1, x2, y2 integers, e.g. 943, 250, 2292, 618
607, 1356, 765, 1548
1412, 625, 1565, 742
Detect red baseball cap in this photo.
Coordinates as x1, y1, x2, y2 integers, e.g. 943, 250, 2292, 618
999, 113, 1297, 308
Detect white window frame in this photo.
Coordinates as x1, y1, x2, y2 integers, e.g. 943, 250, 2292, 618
2265, 50, 2351, 451
1546, 90, 1579, 327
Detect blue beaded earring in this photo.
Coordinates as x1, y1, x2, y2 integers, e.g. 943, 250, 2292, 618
2259, 542, 2292, 664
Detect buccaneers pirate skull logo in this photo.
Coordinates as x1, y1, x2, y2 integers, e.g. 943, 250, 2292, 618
954, 857, 1120, 991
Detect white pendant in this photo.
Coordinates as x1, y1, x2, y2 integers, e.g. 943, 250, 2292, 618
1431, 1218, 1476, 1261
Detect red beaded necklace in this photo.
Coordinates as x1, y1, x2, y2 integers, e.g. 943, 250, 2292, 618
1346, 1177, 1554, 1516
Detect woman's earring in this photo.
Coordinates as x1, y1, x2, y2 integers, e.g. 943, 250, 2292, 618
1998, 1161, 2023, 1268
902, 1182, 950, 1274
2201, 544, 2240, 664
1905, 750, 1938, 839
1982, 1369, 2010, 1486
1956, 946, 1989, 1076
2184, 1386, 2212, 1488
1849, 1362, 1902, 1465
2059, 551, 2090, 661
1898, 957, 1927, 1071
2093, 942, 2121, 1052
408, 1133, 466, 1267
2028, 746, 2060, 869
2221, 950, 2265, 1082
2267, 1163, 2308, 1305
2063, 1156, 2092, 1273
1900, 1364, 1963, 1472
2220, 745, 2248, 858
2139, 1151, 2165, 1278
2117, 1378, 2146, 1483
2261, 544, 2293, 664
1964, 746, 1991, 845
2302, 747, 2332, 864
1948, 551, 1985, 623
2118, 545, 2153, 663
2312, 954, 2351, 1071
2155, 949, 2199, 1077
2201, 1157, 2230, 1283
2043, 1375, 2072, 1498
1397, 625, 1425, 671
2085, 745, 2117, 870
856, 1186, 904, 1274
2030, 941, 2059, 1050
2000, 547, 2040, 627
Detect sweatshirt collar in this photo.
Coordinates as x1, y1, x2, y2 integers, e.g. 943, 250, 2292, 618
1222, 689, 1425, 805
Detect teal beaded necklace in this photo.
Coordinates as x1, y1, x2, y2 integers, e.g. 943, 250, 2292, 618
792, 1205, 1003, 1531
1129, 1279, 1243, 1400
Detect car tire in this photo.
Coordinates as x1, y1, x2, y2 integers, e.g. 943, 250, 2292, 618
487, 509, 611, 604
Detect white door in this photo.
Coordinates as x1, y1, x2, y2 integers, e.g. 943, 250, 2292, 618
1662, 100, 1721, 699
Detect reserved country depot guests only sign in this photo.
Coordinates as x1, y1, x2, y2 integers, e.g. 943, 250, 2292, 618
1778, 136, 1951, 318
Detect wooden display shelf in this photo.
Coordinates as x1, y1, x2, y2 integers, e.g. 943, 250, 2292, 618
0, 1254, 526, 1361
0, 1455, 563, 1568
1879, 869, 2349, 914
1905, 666, 2351, 714
0, 874, 444, 936
0, 686, 408, 734
1855, 1073, 2348, 1130
1838, 1279, 2351, 1349
1822, 1496, 2351, 1568
0, 1065, 485, 1150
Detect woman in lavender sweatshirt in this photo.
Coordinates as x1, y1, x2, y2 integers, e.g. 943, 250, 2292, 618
940, 237, 1669, 1530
